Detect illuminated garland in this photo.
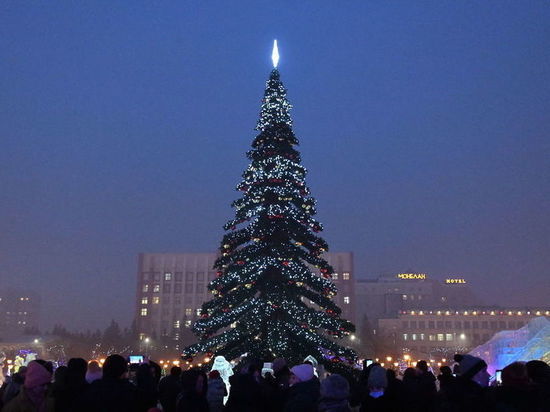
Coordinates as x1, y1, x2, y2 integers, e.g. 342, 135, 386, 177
183, 68, 356, 367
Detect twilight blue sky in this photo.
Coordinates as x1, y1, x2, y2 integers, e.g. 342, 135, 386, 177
1, 1, 549, 330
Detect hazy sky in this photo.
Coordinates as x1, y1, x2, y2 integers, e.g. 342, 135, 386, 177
1, 2, 549, 331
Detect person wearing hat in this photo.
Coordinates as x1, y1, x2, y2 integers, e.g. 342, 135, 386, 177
436, 354, 490, 411
285, 364, 320, 412
3, 360, 54, 412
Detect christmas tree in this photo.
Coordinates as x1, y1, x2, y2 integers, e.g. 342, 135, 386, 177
183, 42, 356, 368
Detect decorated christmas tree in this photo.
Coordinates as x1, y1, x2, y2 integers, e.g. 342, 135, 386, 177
183, 41, 356, 368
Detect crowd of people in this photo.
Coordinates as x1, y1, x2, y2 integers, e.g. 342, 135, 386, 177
0, 352, 548, 412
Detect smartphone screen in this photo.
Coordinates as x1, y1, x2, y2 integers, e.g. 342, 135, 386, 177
129, 355, 144, 364
495, 369, 502, 384
365, 359, 373, 367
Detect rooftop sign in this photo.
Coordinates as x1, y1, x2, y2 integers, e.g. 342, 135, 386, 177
396, 273, 426, 280
445, 278, 467, 284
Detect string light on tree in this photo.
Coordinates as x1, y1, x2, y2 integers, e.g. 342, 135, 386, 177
183, 41, 356, 370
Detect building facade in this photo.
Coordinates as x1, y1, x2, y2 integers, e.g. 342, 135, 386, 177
355, 273, 480, 331
377, 308, 550, 359
135, 252, 356, 349
0, 290, 40, 338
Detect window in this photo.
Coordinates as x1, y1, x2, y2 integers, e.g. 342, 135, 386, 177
164, 272, 172, 281
437, 321, 443, 328
332, 273, 338, 280
428, 321, 435, 329
141, 297, 148, 305
175, 272, 183, 281
185, 320, 192, 327
230, 322, 237, 328
429, 334, 435, 341
499, 321, 506, 329
153, 284, 160, 293
343, 272, 350, 280
455, 321, 462, 328
142, 272, 150, 281
437, 334, 444, 341
142, 284, 149, 293
473, 321, 479, 329
402, 294, 408, 300
490, 321, 497, 329
140, 308, 148, 316
403, 333, 408, 341
402, 321, 409, 329
197, 272, 205, 281
464, 321, 471, 329
412, 334, 417, 341
163, 284, 171, 293
175, 284, 182, 294
185, 308, 192, 317
410, 321, 417, 329
196, 309, 202, 316
344, 296, 350, 304
174, 297, 181, 305
420, 333, 425, 341
419, 321, 425, 329
152, 296, 160, 304
446, 333, 453, 341
482, 321, 488, 329
153, 273, 160, 281
174, 320, 180, 329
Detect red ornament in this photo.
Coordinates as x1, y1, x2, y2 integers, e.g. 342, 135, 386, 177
216, 271, 223, 277
237, 260, 245, 265
282, 261, 290, 266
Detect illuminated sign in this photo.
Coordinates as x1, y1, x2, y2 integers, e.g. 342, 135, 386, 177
445, 278, 467, 284
396, 273, 426, 280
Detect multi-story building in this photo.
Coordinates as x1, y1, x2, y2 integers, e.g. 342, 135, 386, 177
0, 290, 40, 338
135, 252, 356, 349
377, 308, 550, 358
355, 273, 480, 331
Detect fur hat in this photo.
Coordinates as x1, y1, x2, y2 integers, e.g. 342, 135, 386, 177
24, 361, 52, 388
367, 365, 388, 389
458, 354, 487, 379
290, 364, 314, 382
321, 373, 349, 400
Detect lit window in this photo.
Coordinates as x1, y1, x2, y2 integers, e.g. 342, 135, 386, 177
152, 297, 160, 304
344, 296, 350, 304
437, 334, 444, 341
403, 333, 408, 341
153, 284, 160, 293
446, 333, 453, 341
402, 294, 408, 300
196, 309, 201, 316
140, 308, 148, 316
185, 320, 191, 327
142, 284, 149, 292
420, 333, 425, 341
429, 334, 435, 341
141, 297, 148, 305
185, 308, 192, 316
332, 273, 338, 280
174, 320, 180, 329
343, 273, 350, 280
460, 333, 466, 340
164, 272, 172, 281
139, 333, 145, 340
412, 334, 417, 341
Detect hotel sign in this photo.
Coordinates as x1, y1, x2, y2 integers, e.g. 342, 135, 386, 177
397, 273, 426, 280
445, 278, 467, 284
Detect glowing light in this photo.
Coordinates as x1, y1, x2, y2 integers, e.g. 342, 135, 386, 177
271, 39, 279, 68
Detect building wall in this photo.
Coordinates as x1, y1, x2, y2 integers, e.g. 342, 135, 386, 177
135, 252, 356, 348
378, 309, 550, 358
0, 290, 40, 337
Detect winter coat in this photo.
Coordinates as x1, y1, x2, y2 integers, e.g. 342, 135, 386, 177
284, 378, 320, 412
86, 377, 138, 412
225, 373, 263, 412
318, 397, 351, 412
2, 386, 54, 412
206, 377, 227, 412
158, 374, 183, 412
